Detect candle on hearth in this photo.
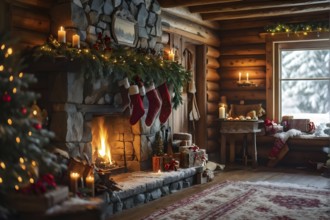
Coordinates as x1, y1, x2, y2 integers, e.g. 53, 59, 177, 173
70, 172, 79, 194
246, 72, 249, 82
168, 50, 175, 61
86, 175, 95, 197
239, 72, 242, 82
72, 34, 80, 48
219, 105, 225, 119
58, 26, 66, 43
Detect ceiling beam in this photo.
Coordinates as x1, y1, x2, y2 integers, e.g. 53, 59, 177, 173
201, 3, 330, 21
189, 0, 330, 14
157, 0, 241, 8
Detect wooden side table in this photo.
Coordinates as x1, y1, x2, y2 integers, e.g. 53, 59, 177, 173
219, 120, 262, 167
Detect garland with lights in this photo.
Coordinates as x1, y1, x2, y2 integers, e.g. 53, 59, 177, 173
30, 35, 191, 109
265, 21, 329, 35
0, 35, 63, 196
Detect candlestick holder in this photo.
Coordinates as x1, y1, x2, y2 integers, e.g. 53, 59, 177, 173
237, 80, 257, 87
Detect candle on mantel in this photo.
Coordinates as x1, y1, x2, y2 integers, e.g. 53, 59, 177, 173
72, 34, 80, 48
86, 175, 95, 197
246, 72, 249, 82
168, 50, 175, 61
219, 105, 226, 119
239, 72, 242, 82
70, 172, 79, 194
58, 26, 66, 43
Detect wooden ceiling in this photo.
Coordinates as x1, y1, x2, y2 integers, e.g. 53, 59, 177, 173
158, 0, 330, 22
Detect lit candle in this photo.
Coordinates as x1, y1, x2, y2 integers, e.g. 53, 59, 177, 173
239, 72, 242, 82
219, 105, 225, 119
246, 72, 249, 82
58, 26, 66, 43
168, 50, 175, 61
85, 175, 95, 197
70, 172, 79, 194
72, 34, 80, 48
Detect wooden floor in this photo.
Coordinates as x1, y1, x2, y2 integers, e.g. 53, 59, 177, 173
109, 165, 330, 220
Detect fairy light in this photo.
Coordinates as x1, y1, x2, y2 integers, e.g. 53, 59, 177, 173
13, 87, 17, 94
0, 177, 3, 184
0, 44, 5, 50
9, 75, 14, 81
19, 157, 25, 164
33, 110, 38, 116
21, 164, 26, 170
29, 178, 34, 184
16, 137, 20, 143
31, 160, 37, 167
15, 185, 19, 190
0, 162, 5, 169
28, 131, 32, 136
7, 118, 12, 125
17, 176, 22, 182
0, 65, 4, 71
7, 47, 13, 55
19, 72, 23, 78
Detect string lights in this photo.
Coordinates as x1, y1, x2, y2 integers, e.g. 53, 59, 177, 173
265, 21, 329, 36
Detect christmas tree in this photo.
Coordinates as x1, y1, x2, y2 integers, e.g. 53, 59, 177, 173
0, 35, 61, 195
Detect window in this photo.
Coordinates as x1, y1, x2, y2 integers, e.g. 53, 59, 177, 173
278, 43, 330, 126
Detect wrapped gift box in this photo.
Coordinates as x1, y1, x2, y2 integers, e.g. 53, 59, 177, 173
180, 147, 207, 168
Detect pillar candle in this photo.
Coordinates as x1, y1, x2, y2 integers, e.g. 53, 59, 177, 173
72, 34, 80, 48
58, 26, 66, 43
219, 106, 225, 119
85, 175, 95, 197
70, 172, 79, 194
168, 50, 175, 61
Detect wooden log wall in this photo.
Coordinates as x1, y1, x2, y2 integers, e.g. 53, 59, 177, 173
5, 0, 55, 49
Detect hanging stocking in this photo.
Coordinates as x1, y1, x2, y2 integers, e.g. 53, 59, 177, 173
129, 85, 145, 125
118, 77, 130, 109
158, 82, 172, 124
145, 82, 161, 126
268, 138, 286, 159
134, 76, 146, 97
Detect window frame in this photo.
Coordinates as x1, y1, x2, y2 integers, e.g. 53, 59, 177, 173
264, 32, 330, 122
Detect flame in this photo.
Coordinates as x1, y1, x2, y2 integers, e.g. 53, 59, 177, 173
92, 117, 112, 164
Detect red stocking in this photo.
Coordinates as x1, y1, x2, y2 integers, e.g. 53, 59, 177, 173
118, 77, 130, 109
269, 138, 285, 159
145, 83, 161, 126
129, 85, 145, 125
158, 82, 172, 124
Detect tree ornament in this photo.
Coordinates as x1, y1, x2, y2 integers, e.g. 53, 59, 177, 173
34, 123, 42, 130
21, 107, 27, 115
2, 93, 11, 102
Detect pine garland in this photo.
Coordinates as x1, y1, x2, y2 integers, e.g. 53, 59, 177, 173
31, 36, 191, 109
265, 21, 329, 34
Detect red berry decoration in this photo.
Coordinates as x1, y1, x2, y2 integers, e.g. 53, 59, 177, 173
2, 93, 11, 102
34, 123, 42, 130
21, 107, 27, 115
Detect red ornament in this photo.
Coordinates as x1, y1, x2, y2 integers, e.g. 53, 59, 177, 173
34, 123, 42, 130
21, 107, 27, 115
2, 93, 11, 102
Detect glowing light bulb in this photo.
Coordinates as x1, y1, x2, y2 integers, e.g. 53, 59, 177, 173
0, 65, 4, 71
7, 48, 13, 55
13, 88, 17, 94
16, 137, 20, 143
9, 75, 13, 81
17, 176, 22, 182
0, 44, 5, 50
29, 178, 34, 184
7, 118, 12, 125
31, 161, 37, 167
15, 185, 19, 190
28, 131, 32, 136
0, 162, 5, 169
19, 157, 24, 164
0, 177, 2, 184
33, 110, 38, 116
19, 72, 23, 78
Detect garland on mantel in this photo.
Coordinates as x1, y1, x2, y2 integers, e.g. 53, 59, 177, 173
30, 36, 191, 109
265, 21, 329, 35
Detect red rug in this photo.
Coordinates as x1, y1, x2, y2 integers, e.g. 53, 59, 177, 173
142, 181, 330, 220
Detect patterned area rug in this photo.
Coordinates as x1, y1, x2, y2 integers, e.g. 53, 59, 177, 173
142, 181, 330, 220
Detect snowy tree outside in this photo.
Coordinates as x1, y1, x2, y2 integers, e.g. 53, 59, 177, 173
280, 49, 330, 126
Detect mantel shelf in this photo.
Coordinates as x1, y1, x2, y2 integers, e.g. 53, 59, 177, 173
76, 104, 128, 116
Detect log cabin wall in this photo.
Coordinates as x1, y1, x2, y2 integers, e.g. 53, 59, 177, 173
218, 13, 330, 165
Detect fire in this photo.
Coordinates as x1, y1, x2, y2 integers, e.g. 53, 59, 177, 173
92, 117, 112, 165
